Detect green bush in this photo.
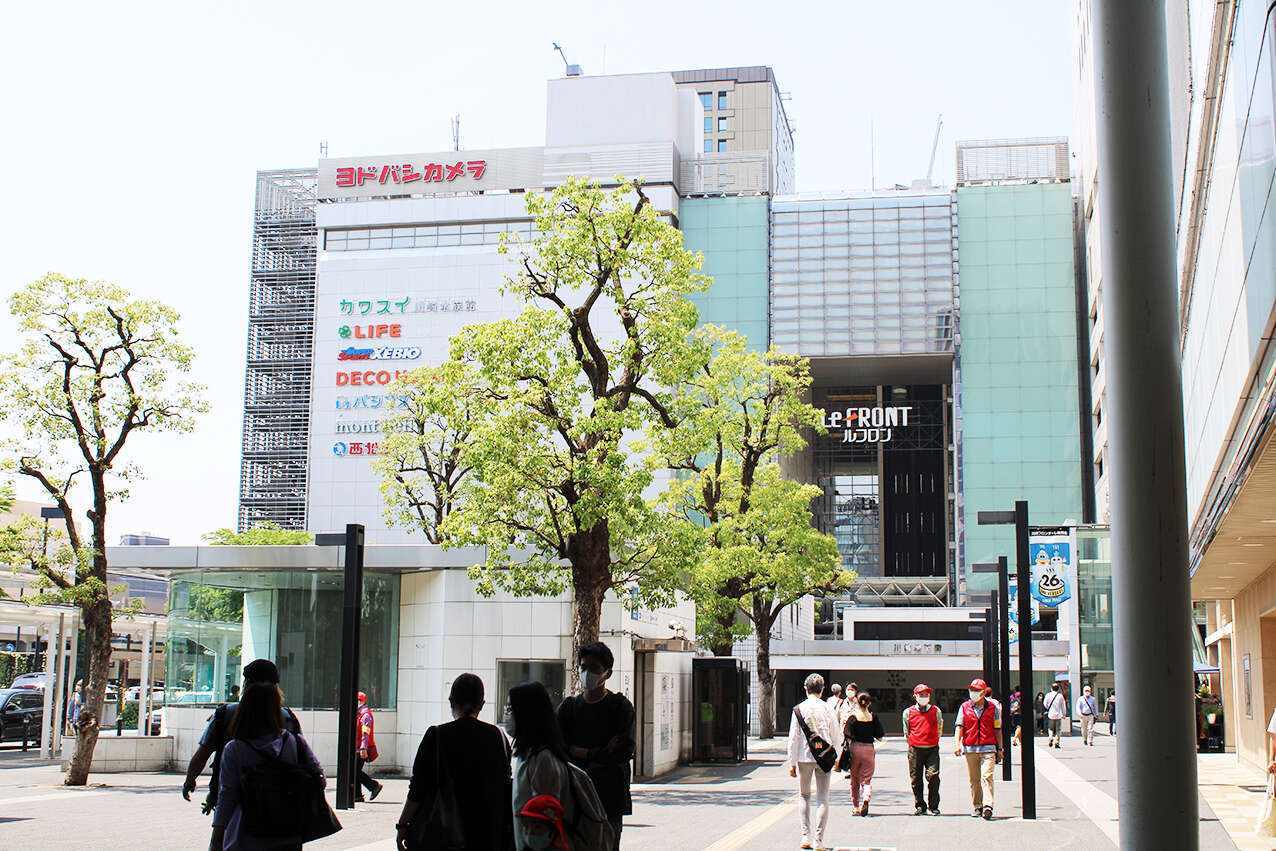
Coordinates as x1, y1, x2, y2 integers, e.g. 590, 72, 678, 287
0, 652, 34, 688
119, 702, 139, 729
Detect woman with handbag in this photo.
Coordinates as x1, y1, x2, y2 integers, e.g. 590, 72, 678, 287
210, 682, 336, 851
396, 673, 514, 851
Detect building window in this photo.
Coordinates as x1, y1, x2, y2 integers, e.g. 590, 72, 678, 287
717, 139, 728, 152
717, 90, 728, 110
704, 139, 712, 153
699, 92, 712, 110
497, 660, 566, 725
718, 116, 727, 132
703, 117, 712, 133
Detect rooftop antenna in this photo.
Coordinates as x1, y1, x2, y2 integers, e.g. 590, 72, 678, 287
319, 141, 328, 157
451, 115, 460, 152
925, 113, 944, 187
552, 42, 582, 76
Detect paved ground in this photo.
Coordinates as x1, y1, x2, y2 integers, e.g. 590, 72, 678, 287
0, 730, 1249, 849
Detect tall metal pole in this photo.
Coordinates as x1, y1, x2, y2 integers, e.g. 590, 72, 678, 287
335, 523, 365, 810
997, 556, 1012, 781
1093, 2, 1198, 846
982, 608, 995, 689
1015, 501, 1035, 819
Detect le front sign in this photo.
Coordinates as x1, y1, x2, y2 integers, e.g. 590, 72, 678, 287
824, 405, 913, 444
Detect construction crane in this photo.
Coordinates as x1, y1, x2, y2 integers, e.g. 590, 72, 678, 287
925, 114, 944, 187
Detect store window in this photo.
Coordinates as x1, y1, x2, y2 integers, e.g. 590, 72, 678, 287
166, 569, 400, 709
699, 92, 712, 110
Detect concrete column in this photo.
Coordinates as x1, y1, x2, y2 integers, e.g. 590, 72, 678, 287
39, 617, 61, 758
1092, 1, 1198, 847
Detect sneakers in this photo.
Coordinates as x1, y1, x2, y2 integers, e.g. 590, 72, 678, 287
982, 807, 993, 820
972, 808, 983, 818
915, 805, 928, 816
370, 781, 383, 801
801, 839, 812, 849
929, 807, 941, 816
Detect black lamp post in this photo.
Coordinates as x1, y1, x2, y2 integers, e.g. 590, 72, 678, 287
316, 524, 365, 811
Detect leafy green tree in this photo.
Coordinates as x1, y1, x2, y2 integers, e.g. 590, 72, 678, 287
381, 178, 708, 673
0, 274, 208, 785
201, 523, 313, 546
186, 586, 245, 623
655, 327, 851, 737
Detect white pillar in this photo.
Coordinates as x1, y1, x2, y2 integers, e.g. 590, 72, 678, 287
138, 622, 154, 735
39, 617, 62, 758
51, 614, 69, 756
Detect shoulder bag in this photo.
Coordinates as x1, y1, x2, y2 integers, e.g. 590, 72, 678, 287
793, 707, 838, 772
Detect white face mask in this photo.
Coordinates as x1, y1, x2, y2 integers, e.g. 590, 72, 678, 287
581, 668, 607, 691
969, 690, 982, 703
522, 832, 554, 850
916, 696, 930, 707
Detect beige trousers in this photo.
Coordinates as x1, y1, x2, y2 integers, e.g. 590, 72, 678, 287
965, 752, 996, 810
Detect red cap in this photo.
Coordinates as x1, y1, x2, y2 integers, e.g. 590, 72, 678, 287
518, 794, 568, 848
913, 683, 933, 695
357, 691, 367, 703
968, 678, 989, 692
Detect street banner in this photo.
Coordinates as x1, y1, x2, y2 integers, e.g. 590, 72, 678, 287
1008, 581, 1040, 643
1028, 525, 1075, 607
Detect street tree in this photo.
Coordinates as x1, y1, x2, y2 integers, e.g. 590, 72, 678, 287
374, 362, 482, 544
384, 177, 708, 672
201, 523, 314, 546
0, 274, 208, 785
654, 327, 851, 737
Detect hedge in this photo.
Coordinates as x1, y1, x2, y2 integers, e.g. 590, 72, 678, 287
0, 652, 35, 688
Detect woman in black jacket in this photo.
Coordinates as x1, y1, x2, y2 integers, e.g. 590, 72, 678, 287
395, 673, 514, 851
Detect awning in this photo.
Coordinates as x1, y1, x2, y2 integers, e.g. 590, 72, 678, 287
1194, 661, 1221, 675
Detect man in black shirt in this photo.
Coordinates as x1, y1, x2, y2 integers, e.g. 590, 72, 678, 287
557, 641, 635, 850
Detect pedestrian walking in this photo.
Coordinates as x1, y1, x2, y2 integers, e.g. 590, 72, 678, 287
557, 641, 635, 850
786, 673, 842, 850
512, 681, 613, 851
183, 659, 303, 815
903, 683, 942, 815
209, 682, 332, 851
355, 691, 383, 801
395, 673, 514, 851
65, 679, 83, 736
1044, 682, 1068, 748
1078, 684, 1099, 745
1105, 690, 1117, 735
953, 678, 1002, 821
1008, 690, 1022, 739
517, 794, 570, 851
1033, 692, 1047, 735
826, 683, 844, 713
842, 690, 884, 816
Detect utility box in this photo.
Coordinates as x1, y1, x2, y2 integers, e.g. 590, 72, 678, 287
692, 657, 749, 763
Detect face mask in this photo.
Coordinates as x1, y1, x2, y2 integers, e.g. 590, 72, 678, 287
522, 832, 554, 850
969, 691, 982, 703
503, 709, 515, 737
581, 669, 607, 690
916, 696, 930, 707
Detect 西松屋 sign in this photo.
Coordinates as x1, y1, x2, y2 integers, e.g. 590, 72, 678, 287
824, 405, 913, 444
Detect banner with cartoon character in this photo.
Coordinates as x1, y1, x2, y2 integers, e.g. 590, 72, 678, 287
1008, 581, 1040, 643
1028, 525, 1075, 607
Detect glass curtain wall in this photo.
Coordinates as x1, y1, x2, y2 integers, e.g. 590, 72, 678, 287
1077, 526, 1114, 702
166, 570, 400, 709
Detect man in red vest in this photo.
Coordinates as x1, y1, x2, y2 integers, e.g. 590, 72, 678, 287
902, 683, 943, 815
953, 677, 1002, 820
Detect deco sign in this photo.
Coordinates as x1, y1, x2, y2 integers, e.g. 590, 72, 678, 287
824, 405, 913, 444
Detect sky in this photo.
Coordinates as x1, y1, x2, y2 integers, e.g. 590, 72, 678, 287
0, 1, 1076, 544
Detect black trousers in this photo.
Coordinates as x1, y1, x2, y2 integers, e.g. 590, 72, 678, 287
356, 756, 378, 797
908, 745, 941, 811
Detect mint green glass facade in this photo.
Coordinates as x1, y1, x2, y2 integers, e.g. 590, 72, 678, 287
957, 183, 1084, 593
680, 196, 770, 348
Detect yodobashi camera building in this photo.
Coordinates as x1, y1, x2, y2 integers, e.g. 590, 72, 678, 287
112, 66, 1101, 765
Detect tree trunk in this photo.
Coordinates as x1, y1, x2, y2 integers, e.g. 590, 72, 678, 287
65, 592, 112, 785
567, 520, 610, 694
753, 600, 778, 739
711, 609, 736, 657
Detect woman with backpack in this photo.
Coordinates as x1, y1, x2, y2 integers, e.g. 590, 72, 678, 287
395, 673, 514, 850
507, 681, 613, 851
210, 682, 327, 851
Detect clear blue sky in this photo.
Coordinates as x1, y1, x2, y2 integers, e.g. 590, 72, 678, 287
0, 0, 1075, 543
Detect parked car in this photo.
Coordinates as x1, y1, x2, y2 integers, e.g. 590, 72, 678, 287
124, 686, 166, 705
0, 688, 45, 742
10, 672, 48, 691
148, 706, 163, 736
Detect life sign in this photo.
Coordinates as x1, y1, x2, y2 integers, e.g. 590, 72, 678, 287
824, 405, 912, 444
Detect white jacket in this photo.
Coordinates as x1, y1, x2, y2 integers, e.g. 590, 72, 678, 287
786, 696, 843, 768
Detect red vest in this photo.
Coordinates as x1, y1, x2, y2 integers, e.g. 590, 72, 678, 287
905, 704, 940, 747
960, 700, 998, 747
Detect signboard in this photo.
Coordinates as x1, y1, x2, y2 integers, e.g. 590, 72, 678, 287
823, 405, 913, 444
318, 147, 545, 200
890, 640, 947, 655
1008, 581, 1040, 644
1028, 526, 1075, 607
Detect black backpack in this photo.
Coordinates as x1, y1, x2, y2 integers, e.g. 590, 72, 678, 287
238, 732, 318, 839
207, 703, 302, 810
